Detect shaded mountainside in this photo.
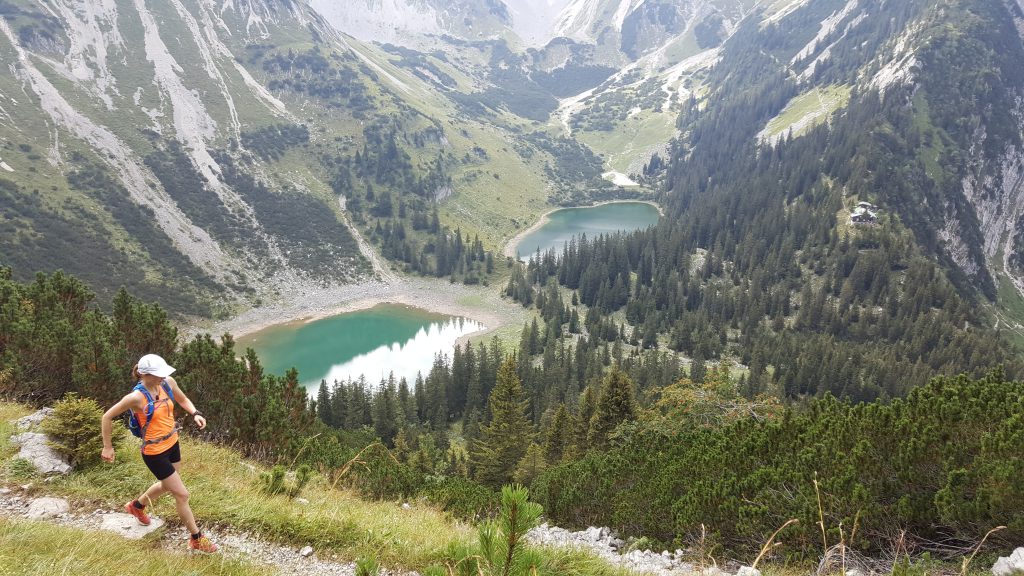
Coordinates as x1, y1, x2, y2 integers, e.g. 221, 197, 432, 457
0, 0, 585, 314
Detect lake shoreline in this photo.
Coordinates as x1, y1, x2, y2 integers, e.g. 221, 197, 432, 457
503, 199, 662, 259
186, 273, 520, 349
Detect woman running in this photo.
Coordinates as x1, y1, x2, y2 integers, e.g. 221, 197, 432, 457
100, 353, 218, 553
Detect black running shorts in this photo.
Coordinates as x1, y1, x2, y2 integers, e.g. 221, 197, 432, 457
141, 441, 181, 481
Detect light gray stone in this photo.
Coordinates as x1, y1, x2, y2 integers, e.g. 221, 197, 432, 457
846, 569, 867, 576
295, 497, 310, 505
14, 408, 53, 431
10, 432, 72, 475
25, 497, 69, 519
993, 547, 1024, 576
300, 545, 314, 557
98, 512, 165, 539
737, 567, 762, 576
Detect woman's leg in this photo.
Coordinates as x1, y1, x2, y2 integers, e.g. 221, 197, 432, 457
138, 480, 165, 507
160, 465, 198, 535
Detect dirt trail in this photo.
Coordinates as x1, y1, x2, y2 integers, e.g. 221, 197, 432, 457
0, 488, 407, 576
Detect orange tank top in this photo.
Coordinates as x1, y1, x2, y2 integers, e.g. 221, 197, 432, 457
134, 384, 178, 455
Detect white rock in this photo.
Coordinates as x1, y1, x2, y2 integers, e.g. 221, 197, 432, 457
0, 488, 10, 495
14, 408, 53, 430
25, 497, 69, 519
993, 547, 1024, 576
10, 432, 72, 475
299, 545, 314, 557
295, 497, 310, 505
737, 567, 762, 576
846, 570, 867, 576
402, 502, 411, 509
98, 513, 165, 539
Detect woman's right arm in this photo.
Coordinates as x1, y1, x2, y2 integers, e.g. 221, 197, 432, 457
101, 393, 139, 463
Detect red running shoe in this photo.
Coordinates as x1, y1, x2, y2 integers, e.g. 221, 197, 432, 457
124, 501, 150, 526
189, 534, 219, 554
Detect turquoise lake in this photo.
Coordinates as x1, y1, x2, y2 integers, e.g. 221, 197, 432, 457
511, 201, 660, 260
237, 304, 483, 389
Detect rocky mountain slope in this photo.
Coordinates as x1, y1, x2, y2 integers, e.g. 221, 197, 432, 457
2, 0, 1023, 328
0, 0, 563, 314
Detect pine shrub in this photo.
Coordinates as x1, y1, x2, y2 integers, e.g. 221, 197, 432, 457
41, 393, 119, 469
420, 476, 500, 521
259, 464, 312, 499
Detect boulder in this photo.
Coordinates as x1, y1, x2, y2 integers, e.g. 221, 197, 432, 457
14, 408, 53, 431
98, 513, 165, 539
10, 432, 72, 475
993, 548, 1024, 576
25, 497, 69, 519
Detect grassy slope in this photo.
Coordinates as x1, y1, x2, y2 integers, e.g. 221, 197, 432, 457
576, 110, 678, 174
759, 84, 852, 142
348, 40, 555, 251
0, 402, 637, 576
0, 401, 472, 570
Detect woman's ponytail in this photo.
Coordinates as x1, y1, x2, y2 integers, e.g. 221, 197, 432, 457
131, 364, 141, 381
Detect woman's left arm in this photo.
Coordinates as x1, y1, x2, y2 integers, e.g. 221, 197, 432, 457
167, 376, 207, 430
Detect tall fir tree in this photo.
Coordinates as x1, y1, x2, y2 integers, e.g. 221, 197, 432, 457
588, 366, 638, 450
471, 356, 533, 488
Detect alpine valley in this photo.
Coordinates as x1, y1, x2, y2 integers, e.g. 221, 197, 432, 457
3, 0, 1024, 570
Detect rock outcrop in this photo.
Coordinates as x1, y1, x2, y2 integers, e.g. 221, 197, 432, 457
10, 409, 72, 476
993, 547, 1024, 576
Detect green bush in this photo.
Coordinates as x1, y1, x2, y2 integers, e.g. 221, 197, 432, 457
344, 443, 420, 500
420, 475, 500, 521
534, 371, 1024, 553
41, 393, 119, 469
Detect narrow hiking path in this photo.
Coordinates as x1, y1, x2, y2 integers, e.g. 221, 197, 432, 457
0, 487, 410, 576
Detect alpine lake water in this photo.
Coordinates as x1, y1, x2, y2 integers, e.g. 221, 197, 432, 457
511, 201, 661, 260
239, 201, 660, 391
237, 304, 484, 391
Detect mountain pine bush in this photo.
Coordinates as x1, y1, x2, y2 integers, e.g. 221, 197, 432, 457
41, 393, 120, 469
533, 369, 1024, 554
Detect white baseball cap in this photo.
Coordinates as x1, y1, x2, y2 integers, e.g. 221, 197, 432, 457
137, 354, 175, 378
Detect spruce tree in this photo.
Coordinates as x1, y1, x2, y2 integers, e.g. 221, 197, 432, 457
543, 403, 571, 465
588, 366, 638, 450
316, 380, 333, 426
471, 356, 533, 488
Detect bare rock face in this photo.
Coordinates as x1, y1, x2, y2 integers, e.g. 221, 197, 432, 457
992, 547, 1024, 576
10, 432, 72, 476
98, 513, 166, 539
15, 407, 54, 431
25, 497, 69, 519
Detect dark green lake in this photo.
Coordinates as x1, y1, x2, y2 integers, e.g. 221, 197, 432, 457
237, 304, 484, 389
512, 201, 660, 260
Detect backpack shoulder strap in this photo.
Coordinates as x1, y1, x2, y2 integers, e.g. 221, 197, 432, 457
132, 383, 156, 415
161, 380, 175, 403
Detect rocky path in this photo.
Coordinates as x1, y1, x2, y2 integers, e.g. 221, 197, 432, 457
0, 486, 381, 576
1, 487, 733, 576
